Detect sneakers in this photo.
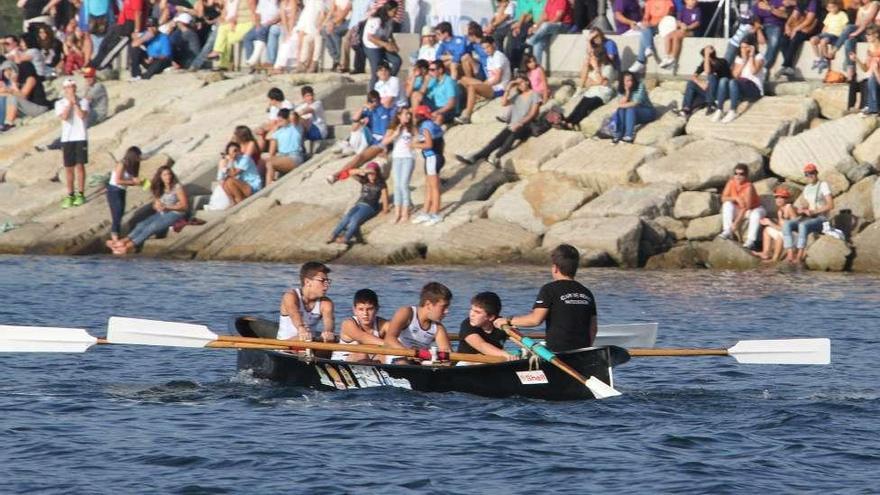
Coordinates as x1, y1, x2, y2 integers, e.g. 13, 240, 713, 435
61, 195, 74, 209
423, 214, 443, 226
710, 109, 724, 122
721, 110, 737, 124
628, 60, 645, 72
704, 104, 717, 116
743, 241, 756, 250
717, 230, 732, 240
454, 114, 471, 125
411, 213, 431, 224
659, 57, 675, 69
0, 123, 15, 132
644, 47, 654, 59
72, 192, 85, 206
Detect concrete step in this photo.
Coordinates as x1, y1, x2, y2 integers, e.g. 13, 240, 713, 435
327, 124, 351, 141
345, 94, 369, 112
324, 109, 351, 126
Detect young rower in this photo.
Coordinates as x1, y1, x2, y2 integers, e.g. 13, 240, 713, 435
330, 288, 388, 363
494, 244, 597, 352
278, 261, 336, 344
457, 292, 516, 361
384, 282, 453, 364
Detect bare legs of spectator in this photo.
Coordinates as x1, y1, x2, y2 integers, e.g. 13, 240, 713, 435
222, 176, 253, 205
457, 78, 495, 123
460, 54, 479, 79
265, 155, 303, 186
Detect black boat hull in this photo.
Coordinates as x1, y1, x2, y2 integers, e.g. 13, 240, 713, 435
233, 317, 630, 401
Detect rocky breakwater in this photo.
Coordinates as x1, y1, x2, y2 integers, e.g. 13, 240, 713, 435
1, 74, 879, 273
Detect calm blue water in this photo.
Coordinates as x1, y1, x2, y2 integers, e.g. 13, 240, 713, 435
0, 255, 877, 494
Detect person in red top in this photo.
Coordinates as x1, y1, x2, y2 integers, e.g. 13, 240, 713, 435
717, 163, 766, 250
628, 0, 675, 72
525, 0, 573, 67
89, 0, 144, 69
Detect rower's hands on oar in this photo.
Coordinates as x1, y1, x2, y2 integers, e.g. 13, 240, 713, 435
320, 330, 336, 343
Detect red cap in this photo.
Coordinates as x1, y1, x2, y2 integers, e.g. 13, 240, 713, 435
82, 67, 96, 78
773, 187, 791, 199
803, 163, 818, 173
414, 105, 432, 119
365, 162, 380, 171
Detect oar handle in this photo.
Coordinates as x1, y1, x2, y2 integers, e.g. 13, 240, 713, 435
449, 332, 546, 342
500, 324, 590, 385
629, 349, 728, 357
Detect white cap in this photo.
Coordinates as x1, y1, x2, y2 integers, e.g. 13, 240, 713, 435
174, 12, 193, 25
420, 25, 434, 37
62, 78, 76, 88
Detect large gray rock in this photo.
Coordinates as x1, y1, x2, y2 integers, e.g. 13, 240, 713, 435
852, 223, 880, 272
770, 115, 877, 183
633, 112, 686, 147
501, 129, 584, 176
704, 238, 761, 269
685, 96, 818, 154
486, 172, 594, 234
640, 217, 674, 263
470, 97, 508, 124
874, 178, 880, 222
573, 183, 681, 219
674, 191, 720, 219
653, 216, 687, 241
644, 243, 704, 269
810, 84, 849, 120
686, 214, 722, 240
542, 215, 643, 267
443, 122, 507, 159
832, 176, 878, 223
426, 219, 541, 263
853, 128, 880, 168
805, 236, 851, 271
772, 81, 820, 97
542, 139, 662, 192
638, 140, 763, 190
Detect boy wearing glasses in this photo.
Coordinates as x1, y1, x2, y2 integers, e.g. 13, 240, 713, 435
718, 163, 765, 250
278, 261, 336, 343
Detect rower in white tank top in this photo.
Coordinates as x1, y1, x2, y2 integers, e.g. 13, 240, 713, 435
277, 288, 323, 340
331, 315, 381, 361
385, 306, 439, 364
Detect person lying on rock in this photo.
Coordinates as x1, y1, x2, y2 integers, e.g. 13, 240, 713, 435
384, 282, 453, 365
330, 289, 389, 363
717, 163, 766, 250
752, 187, 798, 262
107, 165, 189, 255
456, 292, 516, 363
782, 163, 835, 264
326, 162, 389, 245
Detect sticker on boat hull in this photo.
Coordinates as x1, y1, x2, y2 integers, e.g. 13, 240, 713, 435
350, 365, 383, 388
378, 370, 412, 390
323, 365, 347, 390
315, 366, 334, 387
516, 370, 549, 385
338, 366, 358, 388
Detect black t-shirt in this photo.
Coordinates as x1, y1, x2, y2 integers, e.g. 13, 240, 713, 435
694, 57, 732, 79
23, 0, 50, 19
17, 61, 49, 108
356, 177, 385, 209
534, 280, 597, 352
456, 318, 507, 354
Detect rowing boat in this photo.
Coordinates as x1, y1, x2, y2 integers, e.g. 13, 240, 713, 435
232, 316, 630, 401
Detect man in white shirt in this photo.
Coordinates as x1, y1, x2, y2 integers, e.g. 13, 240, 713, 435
294, 85, 328, 153
373, 61, 404, 107
55, 78, 90, 209
455, 36, 511, 124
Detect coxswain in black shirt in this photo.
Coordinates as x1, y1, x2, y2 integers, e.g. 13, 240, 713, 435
456, 292, 516, 361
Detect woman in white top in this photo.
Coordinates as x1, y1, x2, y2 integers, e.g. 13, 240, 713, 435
243, 0, 280, 67
104, 146, 144, 247
382, 107, 416, 224
330, 289, 388, 362
712, 36, 765, 124
363, 0, 402, 90
272, 0, 301, 72
295, 0, 326, 72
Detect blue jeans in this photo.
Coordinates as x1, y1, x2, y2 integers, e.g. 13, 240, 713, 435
266, 24, 283, 67
840, 26, 864, 69
331, 202, 378, 243
365, 47, 402, 90
636, 25, 658, 63
762, 24, 783, 73
716, 77, 761, 110
613, 106, 657, 139
129, 211, 185, 247
867, 77, 880, 113
322, 22, 349, 65
106, 185, 126, 236
243, 25, 270, 59
391, 157, 414, 207
682, 76, 719, 110
526, 22, 570, 66
191, 25, 218, 70
783, 216, 826, 249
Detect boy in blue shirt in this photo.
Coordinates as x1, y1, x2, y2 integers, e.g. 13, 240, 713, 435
129, 18, 172, 80
327, 90, 397, 184
435, 21, 468, 79
265, 108, 306, 186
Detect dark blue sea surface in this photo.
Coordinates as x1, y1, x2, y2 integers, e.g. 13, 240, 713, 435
0, 255, 877, 494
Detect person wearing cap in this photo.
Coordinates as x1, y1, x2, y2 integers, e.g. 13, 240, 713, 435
169, 12, 202, 69
752, 187, 798, 262
783, 163, 835, 264
414, 25, 438, 63
55, 78, 90, 209
718, 163, 765, 250
321, 0, 353, 72
129, 17, 172, 80
411, 104, 445, 226
455, 36, 511, 125
326, 162, 388, 245
1, 53, 51, 132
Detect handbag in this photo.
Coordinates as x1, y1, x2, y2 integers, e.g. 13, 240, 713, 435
596, 115, 618, 139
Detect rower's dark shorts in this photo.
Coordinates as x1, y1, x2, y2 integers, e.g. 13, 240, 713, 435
62, 141, 88, 167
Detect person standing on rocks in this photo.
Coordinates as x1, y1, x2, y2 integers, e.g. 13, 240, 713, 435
411, 105, 445, 226
717, 163, 765, 250
55, 78, 90, 209
104, 147, 144, 250
782, 163, 835, 264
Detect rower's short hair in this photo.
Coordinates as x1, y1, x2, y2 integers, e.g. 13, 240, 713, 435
551, 244, 580, 277
353, 288, 379, 307
419, 282, 452, 306
267, 87, 284, 101
300, 261, 331, 284
471, 292, 501, 317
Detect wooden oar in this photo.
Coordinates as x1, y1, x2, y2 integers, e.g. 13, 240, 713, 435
629, 338, 830, 365
500, 324, 621, 400
106, 317, 506, 364
449, 322, 658, 348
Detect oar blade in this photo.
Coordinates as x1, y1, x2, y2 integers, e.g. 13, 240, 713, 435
585, 376, 622, 399
728, 338, 831, 365
107, 317, 218, 348
594, 323, 658, 348
0, 325, 96, 353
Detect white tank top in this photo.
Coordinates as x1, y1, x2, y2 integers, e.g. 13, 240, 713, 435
277, 288, 323, 339
331, 316, 380, 361
108, 167, 132, 188
398, 306, 438, 349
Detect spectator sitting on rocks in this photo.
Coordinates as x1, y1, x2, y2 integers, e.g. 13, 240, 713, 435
712, 36, 765, 124
255, 87, 293, 150
613, 0, 642, 35
363, 0, 401, 90
373, 61, 404, 107
749, 0, 787, 75
835, 0, 879, 80
232, 125, 264, 178
208, 0, 257, 70
523, 53, 550, 103
462, 21, 487, 80
406, 59, 429, 107
435, 20, 468, 80
334, 90, 380, 156
610, 71, 657, 144
411, 105, 446, 226
129, 17, 172, 80
169, 13, 203, 69
418, 60, 458, 124
628, 0, 674, 73
783, 162, 834, 264
0, 54, 51, 132
717, 163, 766, 250
265, 108, 305, 186
108, 165, 189, 255
665, 0, 702, 70
849, 26, 880, 115
295, 85, 328, 148
36, 24, 63, 77
220, 140, 263, 204
326, 162, 389, 245
526, 0, 574, 68
775, 0, 820, 80
677, 44, 732, 117
455, 36, 511, 125
809, 0, 847, 73
18, 30, 49, 78
455, 73, 540, 166
563, 44, 617, 129
328, 90, 396, 183
505, 0, 541, 70
242, 0, 280, 69
587, 27, 621, 71
56, 78, 90, 209
62, 27, 86, 74
484, 0, 517, 45
414, 26, 438, 63
752, 187, 798, 261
